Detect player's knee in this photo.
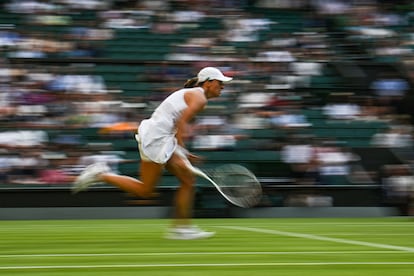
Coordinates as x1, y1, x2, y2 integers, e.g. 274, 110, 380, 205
181, 166, 196, 184
170, 163, 196, 184
178, 181, 195, 195
179, 174, 196, 192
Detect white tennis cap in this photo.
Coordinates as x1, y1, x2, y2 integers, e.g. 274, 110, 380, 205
197, 67, 233, 82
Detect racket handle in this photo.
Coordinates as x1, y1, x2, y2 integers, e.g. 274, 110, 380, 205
175, 145, 208, 178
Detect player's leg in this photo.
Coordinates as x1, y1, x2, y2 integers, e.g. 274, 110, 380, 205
165, 153, 196, 226
165, 153, 214, 239
73, 159, 163, 198
100, 160, 163, 198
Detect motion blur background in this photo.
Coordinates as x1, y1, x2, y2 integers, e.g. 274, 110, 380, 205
0, 0, 413, 217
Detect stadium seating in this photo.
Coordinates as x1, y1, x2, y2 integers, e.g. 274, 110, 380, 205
1, 2, 411, 198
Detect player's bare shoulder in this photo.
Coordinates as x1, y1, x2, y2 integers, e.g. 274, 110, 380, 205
184, 88, 207, 108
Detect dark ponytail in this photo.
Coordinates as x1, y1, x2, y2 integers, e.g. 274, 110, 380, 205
184, 77, 199, 88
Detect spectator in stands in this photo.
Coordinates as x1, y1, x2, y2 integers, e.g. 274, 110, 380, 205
314, 141, 359, 185
0, 74, 18, 120
371, 125, 413, 149
0, 130, 48, 148
38, 153, 76, 185
100, 10, 153, 29
73, 67, 232, 239
281, 135, 319, 185
223, 13, 271, 43
356, 96, 384, 122
252, 49, 296, 62
0, 27, 21, 48
5, 0, 60, 14
0, 152, 16, 183
322, 94, 361, 120
371, 72, 409, 98
382, 164, 414, 215
8, 150, 46, 184
191, 115, 247, 151
370, 72, 409, 111
374, 38, 411, 60
46, 72, 107, 94
269, 104, 312, 129
233, 107, 271, 130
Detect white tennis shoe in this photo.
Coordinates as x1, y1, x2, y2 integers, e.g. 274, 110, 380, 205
72, 162, 110, 194
165, 225, 215, 240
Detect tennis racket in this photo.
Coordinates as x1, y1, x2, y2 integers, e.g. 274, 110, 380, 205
185, 160, 262, 208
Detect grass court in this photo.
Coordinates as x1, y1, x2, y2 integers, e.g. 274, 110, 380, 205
1, 217, 413, 275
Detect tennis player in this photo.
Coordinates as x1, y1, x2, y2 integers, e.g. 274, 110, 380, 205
73, 67, 232, 239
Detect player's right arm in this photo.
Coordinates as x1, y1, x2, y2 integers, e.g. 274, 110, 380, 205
175, 89, 207, 149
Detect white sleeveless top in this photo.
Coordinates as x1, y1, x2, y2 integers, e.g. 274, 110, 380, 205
137, 87, 204, 164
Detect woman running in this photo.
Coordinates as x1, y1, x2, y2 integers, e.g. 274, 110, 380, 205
73, 67, 232, 239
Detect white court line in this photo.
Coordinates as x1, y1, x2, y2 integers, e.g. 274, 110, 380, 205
220, 226, 414, 253
323, 233, 414, 236
211, 222, 414, 228
0, 250, 409, 258
1, 262, 414, 270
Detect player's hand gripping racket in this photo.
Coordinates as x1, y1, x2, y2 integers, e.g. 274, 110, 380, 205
181, 152, 262, 208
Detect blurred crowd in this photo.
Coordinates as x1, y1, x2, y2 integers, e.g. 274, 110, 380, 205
0, 0, 413, 211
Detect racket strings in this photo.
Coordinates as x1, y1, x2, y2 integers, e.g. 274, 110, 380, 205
209, 164, 262, 208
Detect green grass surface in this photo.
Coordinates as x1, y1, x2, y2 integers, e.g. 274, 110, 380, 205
1, 217, 413, 275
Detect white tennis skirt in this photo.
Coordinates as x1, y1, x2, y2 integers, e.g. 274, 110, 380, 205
136, 119, 177, 164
